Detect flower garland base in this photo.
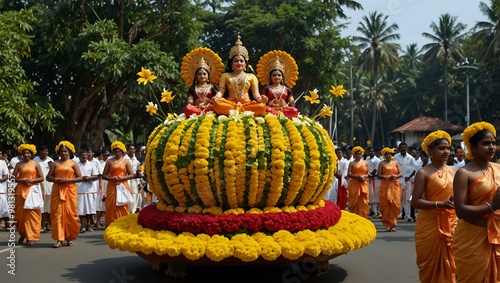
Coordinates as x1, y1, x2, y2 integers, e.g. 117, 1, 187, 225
137, 252, 342, 278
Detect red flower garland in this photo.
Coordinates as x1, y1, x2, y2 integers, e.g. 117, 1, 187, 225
138, 201, 341, 236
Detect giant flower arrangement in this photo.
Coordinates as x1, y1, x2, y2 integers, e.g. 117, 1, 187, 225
104, 65, 376, 275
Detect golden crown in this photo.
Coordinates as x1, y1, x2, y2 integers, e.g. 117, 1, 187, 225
270, 57, 285, 74
196, 57, 210, 72
229, 34, 249, 60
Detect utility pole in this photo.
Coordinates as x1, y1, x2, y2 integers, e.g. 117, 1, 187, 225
350, 56, 354, 146
459, 58, 478, 126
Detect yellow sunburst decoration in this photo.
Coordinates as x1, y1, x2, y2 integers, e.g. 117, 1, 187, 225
256, 50, 299, 88
181, 47, 224, 86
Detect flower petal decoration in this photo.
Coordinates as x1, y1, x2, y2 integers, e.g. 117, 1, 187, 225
462, 121, 497, 160
304, 90, 320, 104
137, 67, 157, 85
318, 105, 333, 118
329, 85, 347, 98
145, 102, 158, 116
161, 89, 175, 103
181, 47, 224, 86
256, 50, 299, 88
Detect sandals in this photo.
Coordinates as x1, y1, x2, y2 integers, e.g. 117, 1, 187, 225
53, 241, 63, 248
18, 236, 25, 245
79, 228, 86, 233
385, 227, 397, 232
86, 227, 94, 232
66, 241, 74, 246
26, 241, 34, 246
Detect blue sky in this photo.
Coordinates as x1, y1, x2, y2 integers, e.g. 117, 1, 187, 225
340, 0, 488, 49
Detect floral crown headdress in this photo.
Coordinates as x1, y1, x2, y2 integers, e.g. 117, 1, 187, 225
181, 47, 223, 86
18, 144, 37, 155
421, 130, 452, 155
351, 146, 364, 156
55, 140, 76, 154
228, 34, 249, 60
381, 147, 394, 157
257, 50, 299, 88
111, 141, 127, 153
462, 121, 497, 160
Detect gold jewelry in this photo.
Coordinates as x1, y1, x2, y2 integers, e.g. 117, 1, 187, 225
471, 161, 489, 175
435, 201, 439, 209
430, 163, 444, 178
230, 72, 248, 101
228, 34, 249, 60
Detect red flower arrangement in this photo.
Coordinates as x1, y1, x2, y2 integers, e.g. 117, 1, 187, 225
138, 200, 341, 236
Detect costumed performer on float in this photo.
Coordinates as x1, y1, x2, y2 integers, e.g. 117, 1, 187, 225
411, 130, 457, 283
377, 147, 402, 232
181, 48, 224, 117
12, 144, 44, 246
346, 146, 370, 218
46, 141, 83, 248
256, 51, 299, 118
453, 122, 500, 282
211, 35, 267, 115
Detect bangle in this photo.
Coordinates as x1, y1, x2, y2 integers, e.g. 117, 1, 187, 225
486, 202, 494, 212
435, 201, 439, 209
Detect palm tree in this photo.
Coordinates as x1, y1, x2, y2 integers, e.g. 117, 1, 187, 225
474, 0, 500, 61
421, 13, 466, 122
353, 11, 400, 142
359, 76, 396, 146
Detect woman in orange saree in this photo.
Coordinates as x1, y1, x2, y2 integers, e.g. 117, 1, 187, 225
13, 144, 44, 246
347, 146, 370, 218
377, 147, 402, 232
412, 130, 457, 283
453, 122, 500, 282
103, 141, 135, 226
46, 141, 82, 248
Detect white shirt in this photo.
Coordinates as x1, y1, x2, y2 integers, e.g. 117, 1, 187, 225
124, 154, 141, 175
77, 161, 98, 193
9, 156, 21, 169
394, 152, 416, 177
454, 158, 466, 168
33, 156, 54, 178
0, 161, 8, 193
365, 156, 381, 174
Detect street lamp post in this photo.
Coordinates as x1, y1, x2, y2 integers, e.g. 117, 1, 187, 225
459, 59, 478, 126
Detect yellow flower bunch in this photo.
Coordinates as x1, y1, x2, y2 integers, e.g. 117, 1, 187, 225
104, 211, 376, 262
329, 85, 347, 98
137, 67, 176, 122
421, 130, 452, 155
351, 146, 364, 156
298, 125, 321, 205
235, 122, 247, 207
283, 119, 306, 205
380, 147, 394, 157
194, 116, 216, 207
462, 121, 497, 160
265, 115, 286, 207
304, 89, 320, 104
311, 127, 337, 203
224, 120, 240, 208
18, 144, 37, 155
213, 123, 225, 204
55, 140, 76, 154
246, 119, 260, 207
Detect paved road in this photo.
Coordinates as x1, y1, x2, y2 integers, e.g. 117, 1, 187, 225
0, 218, 418, 283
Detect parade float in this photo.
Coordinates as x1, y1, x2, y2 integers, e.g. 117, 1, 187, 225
103, 38, 376, 278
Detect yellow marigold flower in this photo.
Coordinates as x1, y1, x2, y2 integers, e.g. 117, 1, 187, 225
421, 130, 452, 155
462, 121, 497, 160
329, 84, 347, 98
318, 105, 333, 118
304, 90, 320, 104
137, 67, 157, 85
380, 147, 394, 157
145, 102, 158, 116
161, 89, 175, 103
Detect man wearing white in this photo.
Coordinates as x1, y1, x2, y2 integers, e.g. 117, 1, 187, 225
0, 158, 9, 229
125, 144, 142, 213
393, 142, 416, 221
87, 148, 102, 227
365, 147, 381, 218
33, 145, 54, 232
335, 148, 350, 210
77, 149, 99, 232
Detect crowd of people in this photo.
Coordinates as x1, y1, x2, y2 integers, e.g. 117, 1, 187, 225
0, 141, 153, 248
325, 121, 499, 282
